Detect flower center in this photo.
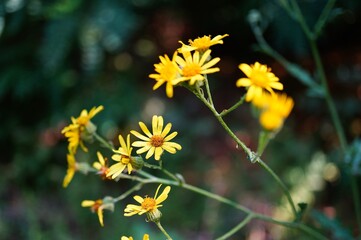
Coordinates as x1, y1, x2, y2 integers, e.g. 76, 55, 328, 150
160, 62, 178, 81
150, 135, 164, 147
250, 70, 269, 87
141, 197, 156, 211
91, 200, 103, 212
182, 63, 201, 77
121, 156, 130, 165
191, 37, 211, 51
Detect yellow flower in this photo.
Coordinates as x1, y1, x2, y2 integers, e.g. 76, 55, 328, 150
81, 199, 105, 226
149, 53, 182, 98
236, 62, 283, 102
255, 93, 294, 131
178, 34, 229, 53
107, 134, 134, 178
61, 120, 86, 154
61, 105, 104, 154
76, 105, 104, 130
93, 151, 111, 180
175, 50, 220, 85
131, 115, 182, 161
81, 197, 114, 227
121, 234, 150, 240
124, 184, 171, 222
63, 153, 77, 188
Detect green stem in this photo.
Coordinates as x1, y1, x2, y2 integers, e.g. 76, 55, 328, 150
308, 39, 347, 152
257, 159, 298, 217
350, 170, 361, 233
93, 132, 114, 150
204, 75, 214, 106
254, 213, 328, 240
130, 171, 326, 239
113, 182, 144, 202
216, 214, 254, 240
194, 87, 298, 217
143, 162, 181, 183
219, 94, 246, 117
314, 0, 337, 37
154, 221, 173, 240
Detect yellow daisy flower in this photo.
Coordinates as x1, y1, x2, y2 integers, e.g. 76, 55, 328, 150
93, 151, 111, 180
121, 234, 150, 240
61, 105, 104, 154
178, 34, 229, 53
236, 62, 283, 102
124, 184, 171, 222
61, 120, 86, 154
81, 197, 114, 227
149, 52, 183, 98
107, 134, 134, 178
76, 105, 104, 130
63, 153, 77, 188
255, 93, 294, 131
175, 50, 220, 85
131, 115, 182, 161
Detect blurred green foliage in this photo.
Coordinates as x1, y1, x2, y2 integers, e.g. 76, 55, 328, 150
1, 0, 361, 239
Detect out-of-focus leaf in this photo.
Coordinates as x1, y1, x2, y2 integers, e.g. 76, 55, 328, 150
38, 16, 78, 76
345, 138, 361, 175
311, 210, 353, 240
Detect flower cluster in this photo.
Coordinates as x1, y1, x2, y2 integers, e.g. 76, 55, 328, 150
61, 34, 296, 238
150, 34, 228, 97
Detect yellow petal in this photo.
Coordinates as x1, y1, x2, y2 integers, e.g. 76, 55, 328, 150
156, 186, 171, 204
81, 200, 95, 207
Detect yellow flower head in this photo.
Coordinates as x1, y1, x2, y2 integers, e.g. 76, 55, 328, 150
93, 151, 111, 180
76, 106, 104, 130
61, 105, 104, 154
121, 234, 150, 240
131, 115, 182, 161
255, 93, 294, 131
149, 53, 182, 98
124, 184, 171, 222
178, 34, 229, 53
175, 50, 220, 85
63, 153, 77, 188
236, 62, 283, 102
107, 134, 134, 178
81, 197, 114, 227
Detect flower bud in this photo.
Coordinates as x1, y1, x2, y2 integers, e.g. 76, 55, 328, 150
130, 156, 144, 171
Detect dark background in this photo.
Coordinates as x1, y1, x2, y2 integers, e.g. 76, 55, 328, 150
1, 0, 361, 239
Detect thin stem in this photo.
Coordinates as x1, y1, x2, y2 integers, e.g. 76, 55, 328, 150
216, 214, 254, 240
204, 75, 214, 106
219, 94, 246, 117
143, 162, 181, 183
93, 132, 114, 150
308, 39, 347, 152
113, 182, 144, 202
350, 170, 361, 232
314, 0, 337, 37
257, 159, 298, 217
130, 170, 327, 239
194, 87, 298, 217
254, 213, 328, 240
154, 221, 173, 240
194, 87, 252, 157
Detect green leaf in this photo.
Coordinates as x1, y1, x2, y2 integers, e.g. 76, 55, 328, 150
345, 138, 361, 175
